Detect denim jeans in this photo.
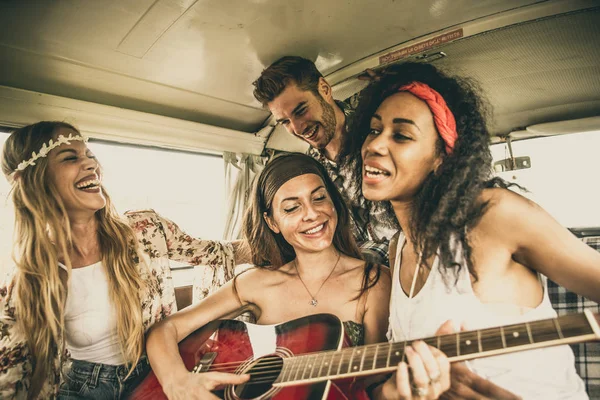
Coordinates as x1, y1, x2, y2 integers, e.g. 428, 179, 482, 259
58, 356, 150, 399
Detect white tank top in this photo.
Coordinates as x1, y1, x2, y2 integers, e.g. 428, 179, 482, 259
387, 232, 587, 399
62, 261, 125, 365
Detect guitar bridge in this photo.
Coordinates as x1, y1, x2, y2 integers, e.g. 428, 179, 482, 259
192, 352, 217, 373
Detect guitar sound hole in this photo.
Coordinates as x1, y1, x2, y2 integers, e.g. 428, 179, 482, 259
233, 355, 284, 399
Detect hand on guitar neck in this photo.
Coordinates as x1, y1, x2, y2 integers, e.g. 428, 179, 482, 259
370, 320, 518, 400
434, 320, 520, 400
370, 340, 450, 399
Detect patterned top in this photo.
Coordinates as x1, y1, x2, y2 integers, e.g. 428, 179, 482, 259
343, 320, 365, 347
308, 100, 398, 265
548, 236, 600, 399
0, 210, 236, 399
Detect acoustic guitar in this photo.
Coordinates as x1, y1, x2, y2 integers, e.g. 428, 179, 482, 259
129, 311, 600, 399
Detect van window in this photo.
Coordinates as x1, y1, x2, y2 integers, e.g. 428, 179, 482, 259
491, 131, 600, 228
0, 132, 226, 279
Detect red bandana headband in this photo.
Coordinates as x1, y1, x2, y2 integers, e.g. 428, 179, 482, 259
397, 82, 457, 154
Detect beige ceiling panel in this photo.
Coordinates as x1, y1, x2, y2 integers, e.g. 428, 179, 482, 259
117, 0, 199, 58
527, 116, 600, 136
329, 3, 600, 138
0, 45, 268, 132
265, 125, 310, 154
0, 0, 542, 135
432, 8, 600, 135
500, 101, 600, 136
0, 85, 266, 155
1, 0, 596, 151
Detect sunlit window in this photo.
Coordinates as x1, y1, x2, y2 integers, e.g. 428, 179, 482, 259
0, 133, 226, 280
491, 131, 600, 228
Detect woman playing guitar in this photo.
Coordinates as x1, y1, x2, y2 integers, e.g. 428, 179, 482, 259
145, 153, 451, 400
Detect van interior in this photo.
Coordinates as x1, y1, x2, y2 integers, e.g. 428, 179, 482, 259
0, 0, 599, 396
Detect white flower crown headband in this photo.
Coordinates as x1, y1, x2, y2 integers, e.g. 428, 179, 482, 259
9, 133, 89, 180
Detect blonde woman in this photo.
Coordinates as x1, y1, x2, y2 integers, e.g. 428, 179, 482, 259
0, 121, 247, 399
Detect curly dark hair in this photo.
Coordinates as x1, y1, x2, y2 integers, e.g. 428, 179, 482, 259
344, 62, 512, 279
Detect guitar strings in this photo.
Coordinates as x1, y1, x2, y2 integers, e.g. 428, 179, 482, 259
206, 315, 589, 368
196, 317, 591, 380
206, 348, 406, 376
207, 331, 585, 376
201, 319, 596, 388
206, 331, 577, 375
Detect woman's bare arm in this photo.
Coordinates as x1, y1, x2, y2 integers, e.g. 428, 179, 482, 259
146, 272, 258, 399
480, 188, 600, 303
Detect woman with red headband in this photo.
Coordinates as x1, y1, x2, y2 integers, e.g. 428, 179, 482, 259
345, 62, 600, 399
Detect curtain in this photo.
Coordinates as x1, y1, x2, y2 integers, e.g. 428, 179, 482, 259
222, 152, 265, 240
213, 152, 265, 322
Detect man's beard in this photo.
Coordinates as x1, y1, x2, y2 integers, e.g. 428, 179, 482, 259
316, 95, 337, 149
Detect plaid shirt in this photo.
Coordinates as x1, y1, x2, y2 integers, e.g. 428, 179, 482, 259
308, 101, 398, 265
548, 236, 600, 399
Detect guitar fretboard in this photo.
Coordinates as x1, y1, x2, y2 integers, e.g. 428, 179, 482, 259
274, 311, 600, 386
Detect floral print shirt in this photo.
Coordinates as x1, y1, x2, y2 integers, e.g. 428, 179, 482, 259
0, 210, 236, 399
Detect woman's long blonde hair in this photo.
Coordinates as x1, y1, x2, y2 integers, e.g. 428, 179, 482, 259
1, 122, 145, 397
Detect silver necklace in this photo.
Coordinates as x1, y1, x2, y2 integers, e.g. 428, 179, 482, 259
294, 252, 341, 306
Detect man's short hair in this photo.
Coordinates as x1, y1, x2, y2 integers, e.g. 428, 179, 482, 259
252, 56, 324, 106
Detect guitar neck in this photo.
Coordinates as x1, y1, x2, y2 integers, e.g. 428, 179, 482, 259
274, 310, 600, 387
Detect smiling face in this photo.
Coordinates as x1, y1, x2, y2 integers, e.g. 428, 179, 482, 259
46, 127, 106, 218
361, 92, 443, 203
264, 173, 338, 255
267, 80, 337, 150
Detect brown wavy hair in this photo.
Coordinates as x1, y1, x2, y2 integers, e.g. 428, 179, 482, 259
252, 56, 323, 106
242, 153, 381, 297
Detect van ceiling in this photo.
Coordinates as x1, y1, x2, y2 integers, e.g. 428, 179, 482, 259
328, 4, 600, 139
0, 1, 598, 143
434, 8, 600, 138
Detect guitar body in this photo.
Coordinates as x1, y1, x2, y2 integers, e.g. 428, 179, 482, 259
131, 310, 600, 399
129, 314, 360, 400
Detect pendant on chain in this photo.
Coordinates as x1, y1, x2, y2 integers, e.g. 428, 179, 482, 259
310, 299, 318, 306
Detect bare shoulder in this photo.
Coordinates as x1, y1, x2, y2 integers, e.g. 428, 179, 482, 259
373, 263, 391, 283
475, 187, 541, 233
474, 187, 578, 257
339, 257, 390, 292
480, 187, 537, 215
367, 263, 391, 296
363, 263, 391, 322
235, 264, 292, 292
236, 265, 281, 284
